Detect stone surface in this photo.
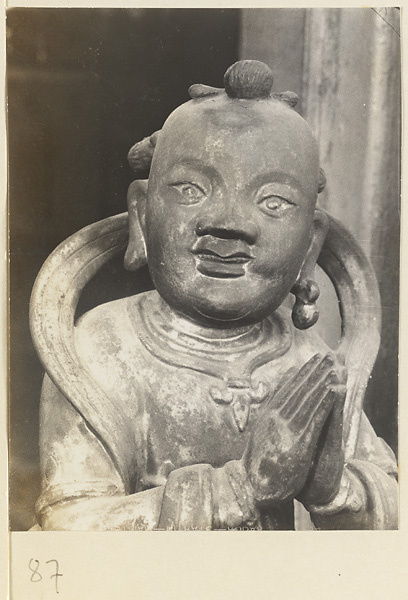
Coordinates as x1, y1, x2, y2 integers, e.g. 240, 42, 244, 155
30, 60, 398, 530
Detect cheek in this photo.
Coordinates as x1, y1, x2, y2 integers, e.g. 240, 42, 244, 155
255, 218, 312, 275
145, 202, 197, 273
146, 201, 179, 245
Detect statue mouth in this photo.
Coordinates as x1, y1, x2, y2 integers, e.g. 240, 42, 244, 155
192, 239, 253, 278
195, 249, 251, 264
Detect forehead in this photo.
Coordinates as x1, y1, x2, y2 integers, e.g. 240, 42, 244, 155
151, 96, 320, 193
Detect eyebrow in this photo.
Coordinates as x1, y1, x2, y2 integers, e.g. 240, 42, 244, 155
164, 159, 219, 181
248, 171, 304, 193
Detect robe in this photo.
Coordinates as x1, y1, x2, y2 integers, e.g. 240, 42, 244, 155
36, 291, 398, 530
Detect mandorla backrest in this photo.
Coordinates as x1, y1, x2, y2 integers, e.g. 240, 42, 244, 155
29, 209, 381, 488
318, 215, 381, 456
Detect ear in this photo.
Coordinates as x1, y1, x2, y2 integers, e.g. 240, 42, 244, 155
291, 209, 329, 329
124, 180, 148, 272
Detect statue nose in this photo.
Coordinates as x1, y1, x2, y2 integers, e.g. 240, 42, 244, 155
195, 215, 259, 245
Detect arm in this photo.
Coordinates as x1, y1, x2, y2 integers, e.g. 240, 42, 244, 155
37, 374, 163, 530
305, 413, 398, 530
37, 375, 259, 531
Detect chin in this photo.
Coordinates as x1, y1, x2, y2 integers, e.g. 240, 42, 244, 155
190, 298, 275, 327
188, 277, 285, 326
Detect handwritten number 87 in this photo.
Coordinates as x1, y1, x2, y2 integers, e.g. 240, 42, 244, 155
29, 559, 63, 594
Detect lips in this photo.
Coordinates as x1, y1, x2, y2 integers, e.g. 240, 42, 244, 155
192, 237, 253, 278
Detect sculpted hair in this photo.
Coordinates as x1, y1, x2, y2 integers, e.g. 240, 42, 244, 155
127, 60, 326, 193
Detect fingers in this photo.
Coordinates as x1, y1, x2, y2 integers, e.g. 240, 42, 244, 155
273, 354, 325, 411
267, 366, 299, 410
319, 382, 347, 442
291, 381, 347, 432
336, 365, 348, 386
279, 353, 337, 419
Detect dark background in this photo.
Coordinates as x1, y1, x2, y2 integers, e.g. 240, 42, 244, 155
7, 8, 240, 530
7, 8, 399, 531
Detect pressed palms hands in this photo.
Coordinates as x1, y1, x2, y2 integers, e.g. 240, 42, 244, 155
243, 353, 347, 507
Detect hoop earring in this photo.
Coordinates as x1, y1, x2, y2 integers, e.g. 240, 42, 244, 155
291, 279, 320, 330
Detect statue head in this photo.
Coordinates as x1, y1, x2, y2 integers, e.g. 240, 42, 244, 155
125, 60, 328, 328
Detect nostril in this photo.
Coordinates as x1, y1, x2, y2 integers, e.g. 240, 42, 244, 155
195, 222, 208, 237
196, 226, 241, 240
196, 221, 258, 245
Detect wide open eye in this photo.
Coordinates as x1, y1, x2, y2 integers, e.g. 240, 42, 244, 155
258, 195, 294, 217
171, 182, 207, 205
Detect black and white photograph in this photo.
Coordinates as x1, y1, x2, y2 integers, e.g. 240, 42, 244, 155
5, 4, 404, 598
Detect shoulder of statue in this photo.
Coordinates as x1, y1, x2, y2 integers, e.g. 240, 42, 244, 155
274, 305, 334, 364
74, 291, 154, 355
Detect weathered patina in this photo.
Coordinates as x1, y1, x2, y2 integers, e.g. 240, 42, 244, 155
30, 61, 398, 530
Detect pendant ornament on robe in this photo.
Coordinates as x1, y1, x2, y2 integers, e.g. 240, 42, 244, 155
210, 379, 270, 431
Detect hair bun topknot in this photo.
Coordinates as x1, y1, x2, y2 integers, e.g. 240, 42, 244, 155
223, 60, 274, 99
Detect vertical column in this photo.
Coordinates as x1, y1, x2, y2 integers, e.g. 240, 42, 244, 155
303, 8, 400, 453
301, 8, 342, 172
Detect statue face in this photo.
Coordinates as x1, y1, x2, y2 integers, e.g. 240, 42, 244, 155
144, 96, 320, 327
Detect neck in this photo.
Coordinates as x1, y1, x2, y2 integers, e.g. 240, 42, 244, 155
128, 290, 293, 376
153, 293, 263, 346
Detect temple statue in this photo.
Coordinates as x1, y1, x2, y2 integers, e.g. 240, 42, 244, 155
30, 60, 398, 530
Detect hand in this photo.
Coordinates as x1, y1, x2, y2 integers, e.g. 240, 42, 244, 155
297, 357, 347, 507
243, 353, 347, 505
